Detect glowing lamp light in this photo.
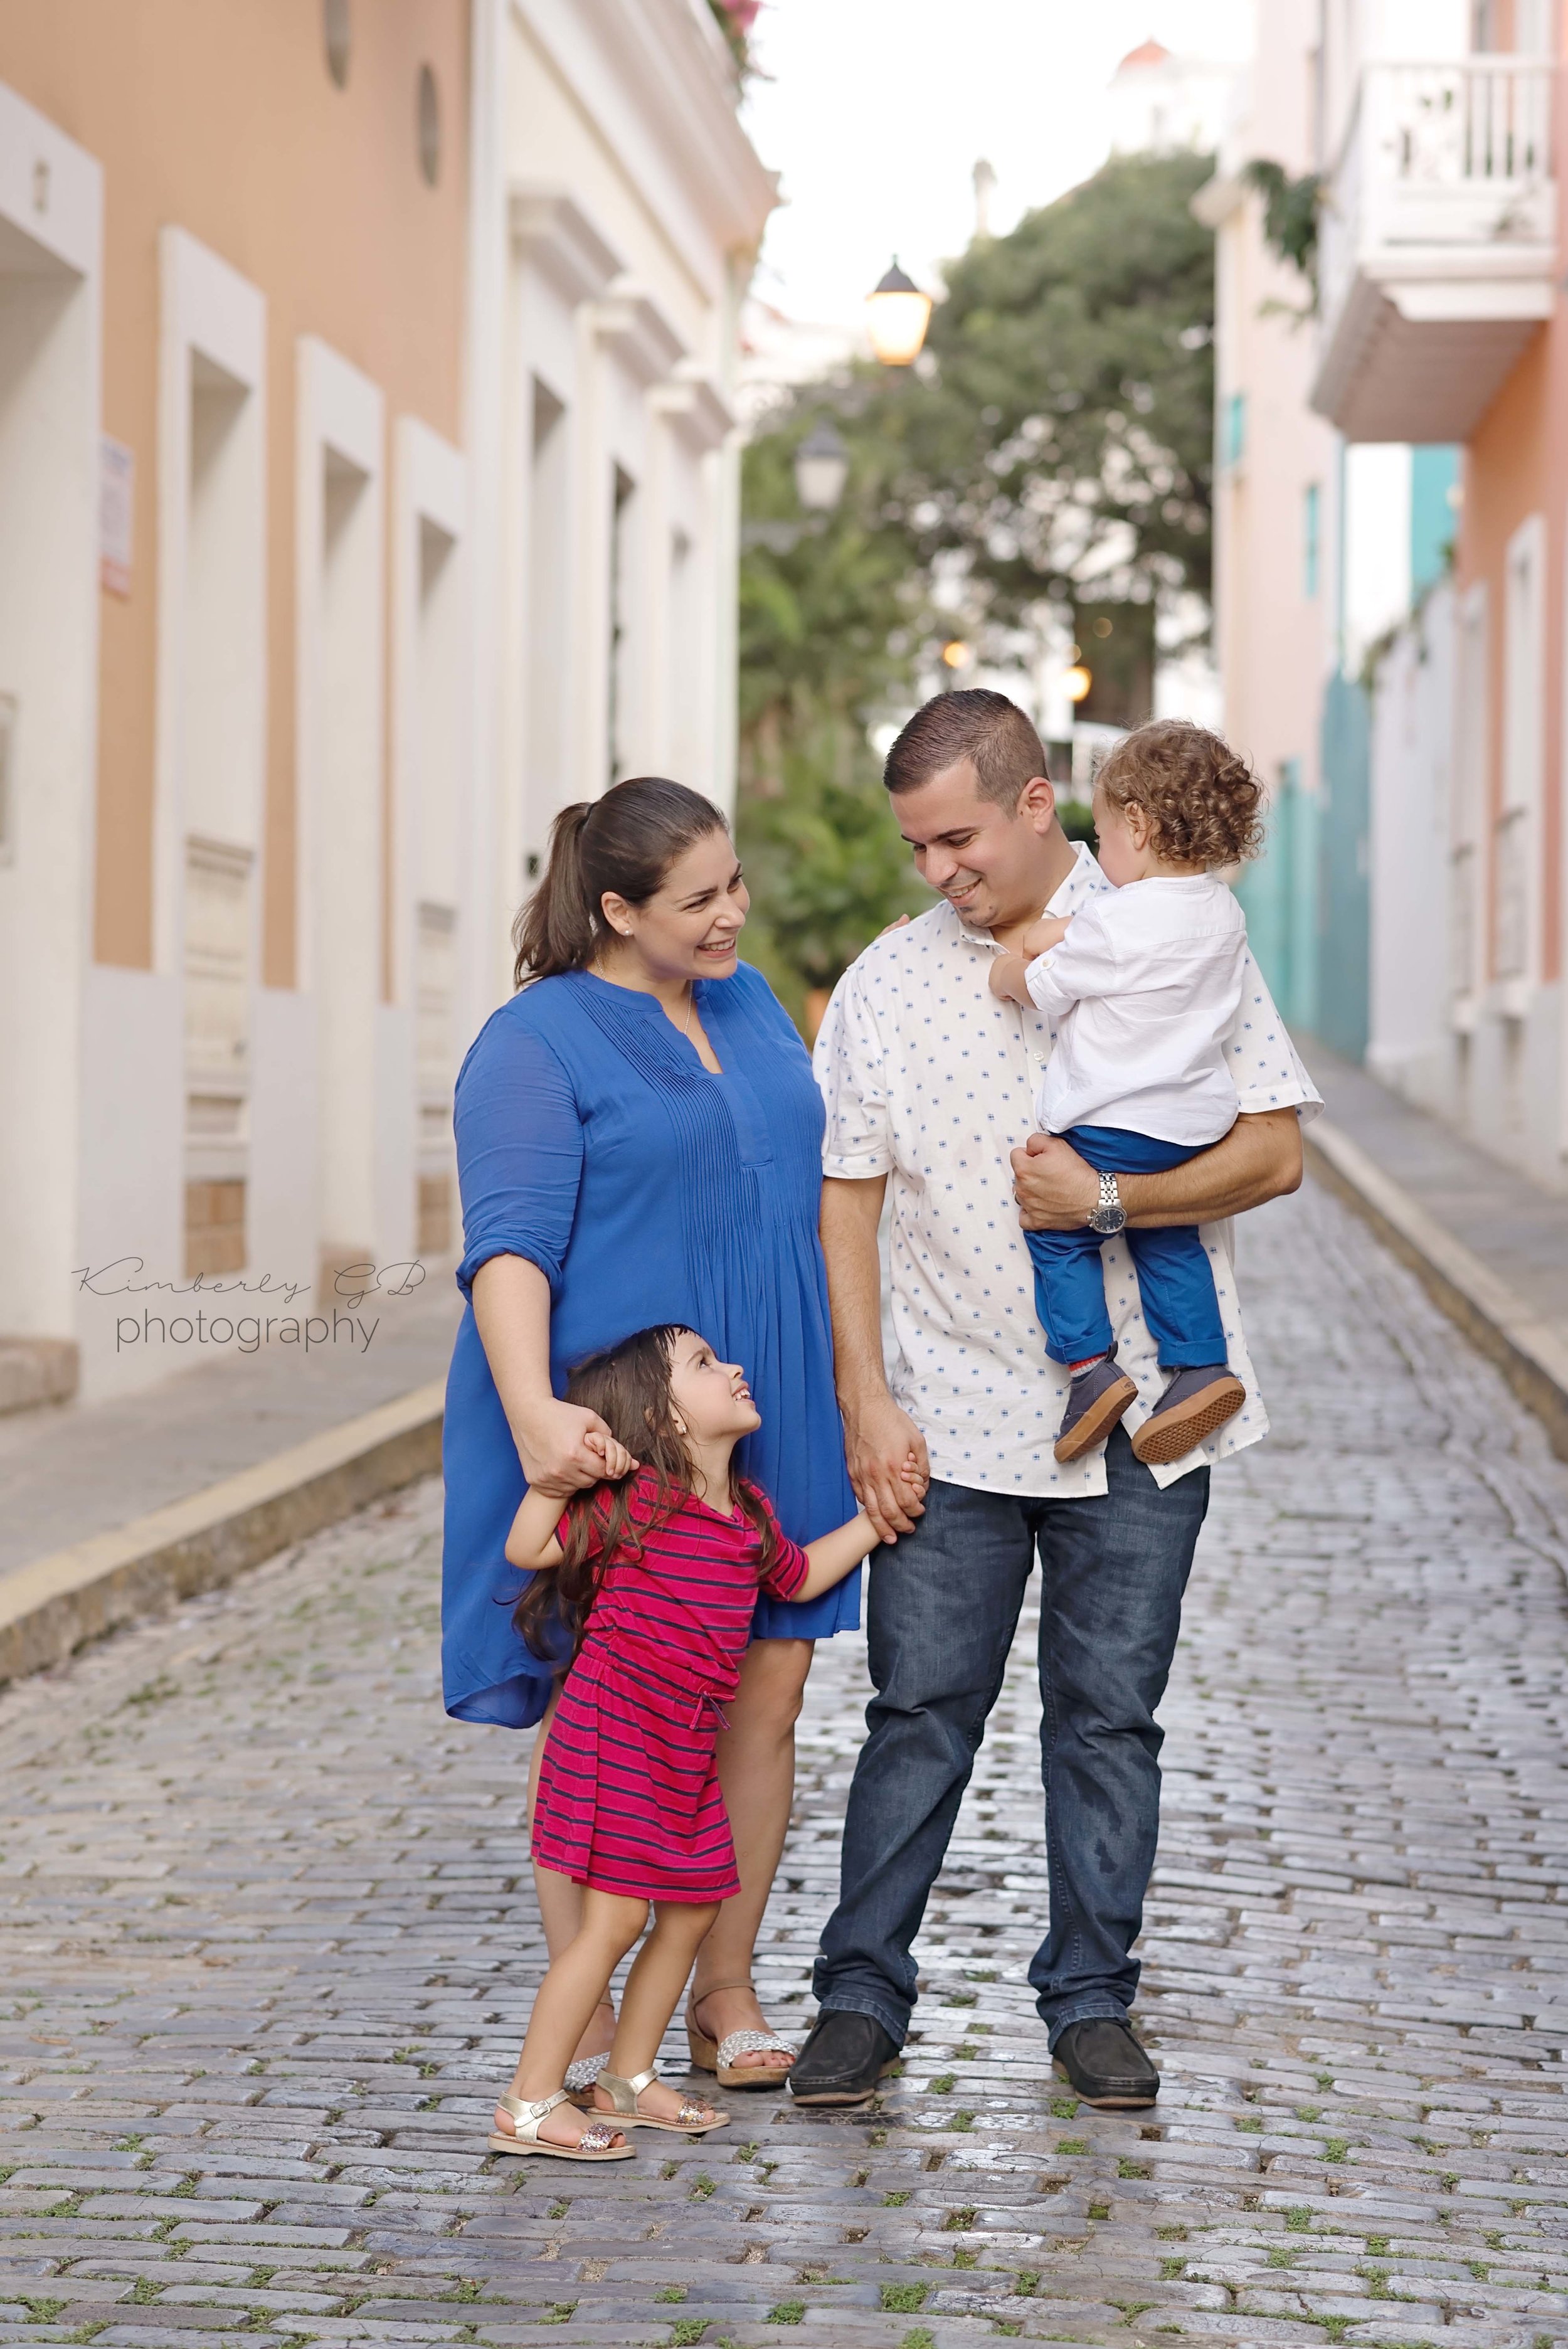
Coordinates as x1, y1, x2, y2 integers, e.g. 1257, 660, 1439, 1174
793, 419, 850, 514
940, 639, 972, 670
1064, 664, 1093, 703
867, 259, 933, 368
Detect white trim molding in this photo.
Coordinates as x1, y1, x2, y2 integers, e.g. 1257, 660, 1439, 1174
0, 80, 103, 1343
512, 0, 777, 300
295, 335, 386, 1259
509, 185, 623, 306
651, 364, 735, 455
154, 227, 267, 978
591, 279, 687, 387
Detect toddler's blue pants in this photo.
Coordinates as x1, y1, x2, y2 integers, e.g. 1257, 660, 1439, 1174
1024, 1123, 1228, 1370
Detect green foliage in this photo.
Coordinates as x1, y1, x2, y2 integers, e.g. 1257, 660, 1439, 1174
737, 400, 928, 1012
1241, 159, 1322, 297
743, 746, 928, 995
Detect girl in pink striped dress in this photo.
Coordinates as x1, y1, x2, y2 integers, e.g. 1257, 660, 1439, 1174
487, 1322, 924, 2162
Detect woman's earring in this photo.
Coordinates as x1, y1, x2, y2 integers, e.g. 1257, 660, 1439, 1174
671, 1413, 687, 1436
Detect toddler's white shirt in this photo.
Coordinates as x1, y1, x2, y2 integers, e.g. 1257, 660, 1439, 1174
1025, 872, 1247, 1145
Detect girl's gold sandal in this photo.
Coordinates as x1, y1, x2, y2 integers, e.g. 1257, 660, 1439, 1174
594, 2066, 728, 2134
489, 2087, 633, 2161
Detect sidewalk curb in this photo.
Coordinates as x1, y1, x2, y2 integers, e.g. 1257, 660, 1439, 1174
0, 1379, 444, 1689
1306, 1117, 1568, 1461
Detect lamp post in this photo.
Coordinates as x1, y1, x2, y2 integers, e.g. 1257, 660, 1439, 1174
866, 258, 933, 368
793, 419, 849, 514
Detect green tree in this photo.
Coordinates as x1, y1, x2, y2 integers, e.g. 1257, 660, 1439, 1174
894, 147, 1217, 619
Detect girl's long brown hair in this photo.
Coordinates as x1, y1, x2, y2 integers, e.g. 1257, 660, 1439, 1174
512, 1324, 782, 1667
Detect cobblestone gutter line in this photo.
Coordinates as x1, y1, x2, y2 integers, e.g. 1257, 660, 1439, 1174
1, 1183, 1567, 2347
1306, 1118, 1568, 1465
0, 1383, 443, 1690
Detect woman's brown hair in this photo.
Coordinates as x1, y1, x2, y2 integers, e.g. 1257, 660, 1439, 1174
512, 777, 729, 986
1095, 719, 1265, 868
512, 1323, 782, 1665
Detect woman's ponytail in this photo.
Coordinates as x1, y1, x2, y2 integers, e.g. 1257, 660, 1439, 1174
512, 803, 598, 986
511, 777, 729, 989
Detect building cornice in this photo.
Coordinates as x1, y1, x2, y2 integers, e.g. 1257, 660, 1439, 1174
511, 0, 778, 296
509, 186, 624, 305
592, 278, 688, 384
651, 363, 735, 452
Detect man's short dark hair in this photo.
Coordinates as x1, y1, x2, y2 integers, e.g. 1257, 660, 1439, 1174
882, 689, 1049, 812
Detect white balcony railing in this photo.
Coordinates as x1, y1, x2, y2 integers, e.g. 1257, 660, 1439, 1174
1315, 56, 1557, 440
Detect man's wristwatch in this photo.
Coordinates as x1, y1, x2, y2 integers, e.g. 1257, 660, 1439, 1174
1086, 1170, 1126, 1235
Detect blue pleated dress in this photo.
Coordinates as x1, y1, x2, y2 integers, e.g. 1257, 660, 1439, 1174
440, 962, 859, 1729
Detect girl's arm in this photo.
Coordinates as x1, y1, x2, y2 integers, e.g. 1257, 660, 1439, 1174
504, 1483, 569, 1571
795, 1455, 927, 1596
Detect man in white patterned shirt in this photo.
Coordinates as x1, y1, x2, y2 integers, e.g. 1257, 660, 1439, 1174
788, 689, 1320, 2112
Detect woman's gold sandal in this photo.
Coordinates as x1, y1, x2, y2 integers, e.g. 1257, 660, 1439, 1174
595, 2066, 729, 2135
489, 2087, 633, 2162
686, 1980, 797, 2090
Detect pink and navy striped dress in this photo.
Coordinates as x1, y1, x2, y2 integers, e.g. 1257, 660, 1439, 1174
531, 1469, 808, 1902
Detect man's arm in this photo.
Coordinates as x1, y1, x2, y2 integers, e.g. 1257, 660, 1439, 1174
1010, 1107, 1304, 1233
819, 1174, 930, 1542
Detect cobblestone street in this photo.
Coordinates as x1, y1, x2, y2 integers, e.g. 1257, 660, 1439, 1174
3, 1179, 1568, 2348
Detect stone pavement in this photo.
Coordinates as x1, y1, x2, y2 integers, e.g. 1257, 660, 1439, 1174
1301, 1039, 1568, 1339
3, 1176, 1568, 2349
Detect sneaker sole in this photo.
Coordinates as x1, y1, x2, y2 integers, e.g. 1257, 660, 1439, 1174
1130, 1379, 1245, 1466
787, 2059, 901, 2107
1051, 2055, 1158, 2110
1053, 1372, 1138, 1465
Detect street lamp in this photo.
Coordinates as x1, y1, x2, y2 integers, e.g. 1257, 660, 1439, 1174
793, 419, 849, 514
866, 258, 932, 368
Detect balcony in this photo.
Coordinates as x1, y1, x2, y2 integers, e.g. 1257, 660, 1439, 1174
1311, 58, 1557, 442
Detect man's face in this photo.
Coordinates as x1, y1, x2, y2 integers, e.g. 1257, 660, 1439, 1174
891, 758, 1059, 933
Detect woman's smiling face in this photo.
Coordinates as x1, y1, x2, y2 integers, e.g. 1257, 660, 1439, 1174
600, 827, 750, 981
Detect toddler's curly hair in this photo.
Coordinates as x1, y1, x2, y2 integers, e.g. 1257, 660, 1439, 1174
1095, 719, 1265, 868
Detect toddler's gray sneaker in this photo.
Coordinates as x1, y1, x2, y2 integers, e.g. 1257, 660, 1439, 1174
1130, 1364, 1245, 1465
1054, 1345, 1137, 1464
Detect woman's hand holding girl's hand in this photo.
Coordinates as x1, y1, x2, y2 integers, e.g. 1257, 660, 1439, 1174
515, 1398, 632, 1495
584, 1428, 638, 1480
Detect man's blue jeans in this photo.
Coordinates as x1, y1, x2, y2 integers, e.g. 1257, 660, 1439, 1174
812, 1429, 1209, 2049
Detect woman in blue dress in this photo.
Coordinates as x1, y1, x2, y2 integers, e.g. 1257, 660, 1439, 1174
442, 775, 869, 2098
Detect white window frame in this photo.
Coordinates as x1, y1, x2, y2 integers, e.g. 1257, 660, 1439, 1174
295, 335, 384, 1254
1451, 577, 1488, 1027
1495, 511, 1545, 1009
153, 228, 266, 979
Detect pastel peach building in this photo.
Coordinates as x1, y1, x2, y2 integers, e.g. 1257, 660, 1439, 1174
1310, 0, 1567, 1181
0, 0, 773, 1402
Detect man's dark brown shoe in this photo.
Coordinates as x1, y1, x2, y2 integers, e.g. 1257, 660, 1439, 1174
1051, 2016, 1159, 2109
787, 2012, 901, 2106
